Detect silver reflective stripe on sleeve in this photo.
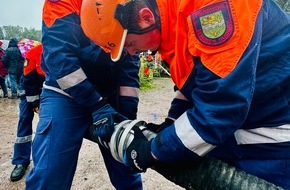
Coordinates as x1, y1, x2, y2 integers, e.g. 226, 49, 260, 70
26, 95, 39, 103
119, 86, 139, 97
18, 89, 25, 96
15, 135, 32, 143
175, 112, 216, 156
57, 68, 87, 90
174, 90, 188, 101
235, 124, 290, 145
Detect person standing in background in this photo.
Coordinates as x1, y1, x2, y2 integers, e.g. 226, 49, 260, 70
0, 41, 8, 98
10, 44, 45, 182
2, 38, 24, 99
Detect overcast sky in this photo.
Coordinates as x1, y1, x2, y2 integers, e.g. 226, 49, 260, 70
0, 0, 45, 30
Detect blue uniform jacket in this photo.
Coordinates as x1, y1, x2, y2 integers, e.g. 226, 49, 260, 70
41, 0, 140, 118
151, 0, 290, 163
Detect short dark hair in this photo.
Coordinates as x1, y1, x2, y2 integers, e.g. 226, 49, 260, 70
128, 0, 151, 30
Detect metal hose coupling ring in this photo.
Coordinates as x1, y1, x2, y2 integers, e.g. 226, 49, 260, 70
109, 119, 156, 163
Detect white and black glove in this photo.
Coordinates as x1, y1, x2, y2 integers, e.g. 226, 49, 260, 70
123, 126, 156, 172
89, 99, 127, 147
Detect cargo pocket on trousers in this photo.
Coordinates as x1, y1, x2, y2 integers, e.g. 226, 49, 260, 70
32, 117, 52, 170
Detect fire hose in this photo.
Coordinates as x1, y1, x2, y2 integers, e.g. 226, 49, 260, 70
106, 120, 283, 190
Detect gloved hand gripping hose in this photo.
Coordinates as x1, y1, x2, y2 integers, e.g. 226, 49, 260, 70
108, 120, 283, 190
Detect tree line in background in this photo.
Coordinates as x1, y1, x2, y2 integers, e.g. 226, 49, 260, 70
0, 25, 41, 42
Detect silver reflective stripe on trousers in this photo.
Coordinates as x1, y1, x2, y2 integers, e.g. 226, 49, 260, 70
15, 135, 32, 143
18, 89, 26, 96
235, 124, 290, 145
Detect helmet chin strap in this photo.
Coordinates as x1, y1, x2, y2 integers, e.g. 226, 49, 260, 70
128, 23, 158, 35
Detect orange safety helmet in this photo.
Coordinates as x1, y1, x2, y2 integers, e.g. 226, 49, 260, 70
80, 0, 132, 62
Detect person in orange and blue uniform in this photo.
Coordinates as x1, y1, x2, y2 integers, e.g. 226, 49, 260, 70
80, 0, 290, 188
25, 0, 142, 189
10, 44, 45, 182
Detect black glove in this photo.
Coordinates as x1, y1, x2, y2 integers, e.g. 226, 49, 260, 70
123, 126, 155, 172
168, 98, 193, 120
146, 118, 174, 133
89, 99, 127, 146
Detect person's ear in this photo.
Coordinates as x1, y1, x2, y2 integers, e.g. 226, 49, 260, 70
138, 8, 155, 28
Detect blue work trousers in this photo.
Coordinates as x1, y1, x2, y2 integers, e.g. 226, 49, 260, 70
12, 95, 34, 165
9, 74, 20, 97
25, 89, 142, 190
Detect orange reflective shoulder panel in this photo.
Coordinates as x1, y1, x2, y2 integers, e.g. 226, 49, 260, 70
43, 0, 82, 28
156, 0, 181, 86
187, 0, 262, 78
167, 0, 262, 89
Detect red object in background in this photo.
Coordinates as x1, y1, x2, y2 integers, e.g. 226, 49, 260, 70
144, 67, 150, 75
147, 54, 153, 62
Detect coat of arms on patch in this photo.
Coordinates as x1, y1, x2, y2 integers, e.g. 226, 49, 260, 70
191, 1, 234, 46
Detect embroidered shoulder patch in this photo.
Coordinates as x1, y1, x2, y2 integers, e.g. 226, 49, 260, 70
191, 1, 234, 46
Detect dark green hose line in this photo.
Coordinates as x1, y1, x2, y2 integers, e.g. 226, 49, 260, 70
152, 157, 283, 190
